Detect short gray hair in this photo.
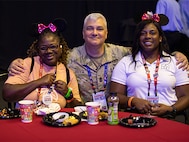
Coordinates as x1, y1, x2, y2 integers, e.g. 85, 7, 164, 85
83, 13, 107, 29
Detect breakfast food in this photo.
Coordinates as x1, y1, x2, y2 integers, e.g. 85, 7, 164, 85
128, 118, 133, 124
0, 108, 20, 118
62, 116, 79, 126
80, 111, 108, 120
0, 108, 9, 117
99, 111, 108, 120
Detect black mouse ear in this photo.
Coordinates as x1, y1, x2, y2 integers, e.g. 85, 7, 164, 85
29, 23, 40, 37
158, 14, 169, 26
52, 18, 67, 33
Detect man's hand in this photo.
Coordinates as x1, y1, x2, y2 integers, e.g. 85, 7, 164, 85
173, 51, 188, 70
8, 58, 25, 75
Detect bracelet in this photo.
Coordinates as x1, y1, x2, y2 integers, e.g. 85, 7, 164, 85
66, 97, 74, 103
128, 97, 134, 108
64, 88, 73, 99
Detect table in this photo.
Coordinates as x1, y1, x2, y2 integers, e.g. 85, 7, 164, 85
1, 108, 189, 142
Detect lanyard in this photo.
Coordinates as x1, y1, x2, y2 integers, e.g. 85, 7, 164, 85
37, 62, 57, 98
37, 63, 43, 98
85, 63, 108, 94
141, 54, 160, 96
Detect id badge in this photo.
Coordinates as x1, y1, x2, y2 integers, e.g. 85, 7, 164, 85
146, 95, 159, 105
92, 91, 108, 111
42, 93, 52, 106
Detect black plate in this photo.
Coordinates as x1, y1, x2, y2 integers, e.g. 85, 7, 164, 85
79, 111, 87, 119
0, 108, 20, 119
79, 111, 108, 121
43, 112, 81, 127
119, 116, 157, 128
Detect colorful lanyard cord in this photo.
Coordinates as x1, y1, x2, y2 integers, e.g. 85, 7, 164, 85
37, 62, 57, 99
141, 54, 160, 96
85, 63, 108, 94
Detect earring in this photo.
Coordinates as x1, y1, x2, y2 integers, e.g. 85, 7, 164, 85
60, 45, 62, 48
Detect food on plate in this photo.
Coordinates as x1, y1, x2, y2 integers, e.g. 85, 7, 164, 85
98, 111, 108, 120
52, 112, 69, 123
62, 116, 79, 126
79, 111, 108, 120
0, 108, 20, 118
82, 111, 88, 117
127, 119, 133, 124
0, 108, 8, 117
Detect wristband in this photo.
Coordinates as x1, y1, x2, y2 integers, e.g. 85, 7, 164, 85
64, 88, 73, 99
128, 97, 134, 108
66, 97, 74, 103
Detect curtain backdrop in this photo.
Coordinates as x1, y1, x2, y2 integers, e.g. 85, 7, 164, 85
0, 0, 157, 72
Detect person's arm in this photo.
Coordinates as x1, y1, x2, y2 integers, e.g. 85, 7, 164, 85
2, 73, 55, 102
173, 85, 189, 112
8, 58, 25, 75
8, 51, 189, 75
172, 51, 188, 70
66, 69, 83, 107
155, 0, 166, 14
109, 81, 152, 113
150, 84, 189, 116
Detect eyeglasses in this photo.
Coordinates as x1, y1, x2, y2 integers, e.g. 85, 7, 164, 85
39, 45, 59, 51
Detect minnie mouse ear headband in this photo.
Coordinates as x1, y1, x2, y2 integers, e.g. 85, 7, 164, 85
38, 23, 56, 33
38, 18, 67, 34
30, 18, 67, 37
141, 11, 169, 26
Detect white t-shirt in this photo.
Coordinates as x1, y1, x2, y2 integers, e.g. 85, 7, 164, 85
111, 51, 189, 106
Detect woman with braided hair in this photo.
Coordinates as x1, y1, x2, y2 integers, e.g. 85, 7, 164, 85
3, 18, 82, 108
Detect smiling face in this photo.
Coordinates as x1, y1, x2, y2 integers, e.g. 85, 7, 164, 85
38, 33, 62, 66
139, 23, 162, 53
82, 17, 108, 47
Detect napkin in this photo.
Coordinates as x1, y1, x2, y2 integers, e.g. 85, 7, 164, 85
34, 103, 61, 115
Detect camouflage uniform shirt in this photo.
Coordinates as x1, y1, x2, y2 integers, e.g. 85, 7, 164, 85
67, 43, 131, 103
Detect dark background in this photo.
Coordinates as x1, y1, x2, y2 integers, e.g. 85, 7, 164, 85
0, 0, 158, 73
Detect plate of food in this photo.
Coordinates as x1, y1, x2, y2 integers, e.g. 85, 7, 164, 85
0, 108, 20, 119
79, 110, 108, 121
43, 112, 81, 127
119, 115, 157, 128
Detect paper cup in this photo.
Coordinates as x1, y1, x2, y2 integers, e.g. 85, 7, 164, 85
85, 102, 100, 125
18, 100, 34, 123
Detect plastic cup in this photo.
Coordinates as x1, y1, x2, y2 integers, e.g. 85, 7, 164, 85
85, 102, 100, 125
18, 100, 34, 123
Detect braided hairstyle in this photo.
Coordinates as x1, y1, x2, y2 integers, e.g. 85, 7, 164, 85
26, 18, 69, 66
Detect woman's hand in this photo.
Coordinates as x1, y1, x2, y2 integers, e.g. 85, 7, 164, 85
150, 104, 172, 116
54, 80, 68, 96
38, 73, 56, 87
132, 97, 154, 114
